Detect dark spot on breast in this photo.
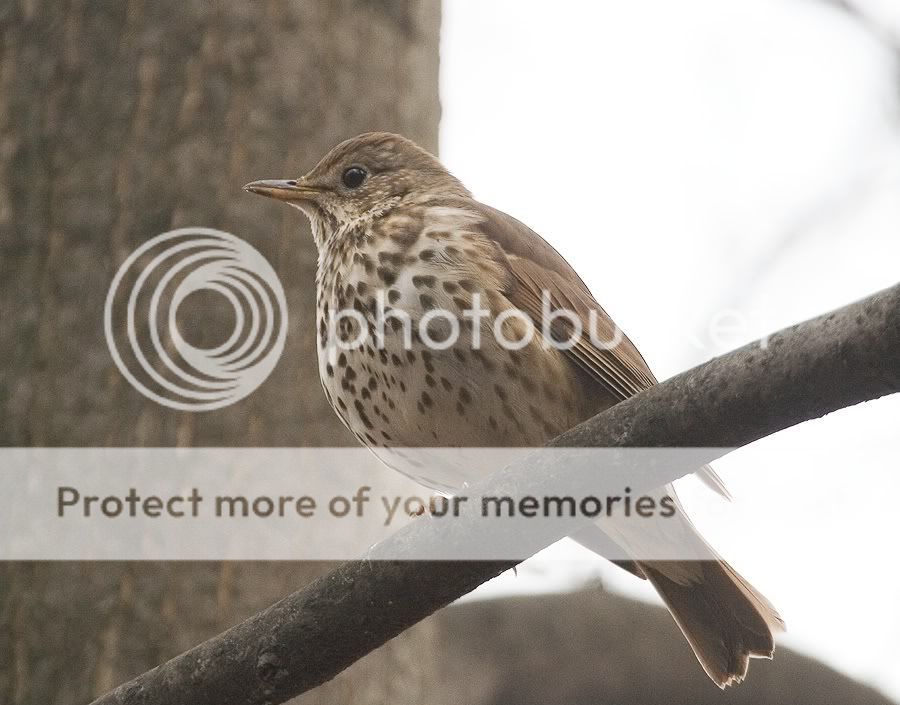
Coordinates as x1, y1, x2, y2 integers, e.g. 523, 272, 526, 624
440, 377, 452, 391
391, 353, 402, 366
338, 353, 347, 367
442, 281, 459, 293
419, 294, 435, 310
378, 251, 405, 266
344, 367, 357, 381
458, 279, 477, 293
421, 391, 433, 407
453, 348, 466, 362
489, 416, 498, 430
455, 401, 465, 415
388, 289, 401, 304
504, 362, 518, 379
325, 364, 334, 377
494, 384, 507, 401
425, 318, 453, 346
452, 296, 469, 310
459, 387, 472, 405
412, 275, 436, 288
419, 249, 435, 261
354, 399, 374, 430
425, 374, 435, 387
377, 267, 397, 286
406, 350, 416, 363
389, 229, 419, 247
368, 376, 378, 390
337, 398, 347, 411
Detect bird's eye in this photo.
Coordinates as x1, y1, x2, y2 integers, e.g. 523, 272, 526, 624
342, 167, 367, 189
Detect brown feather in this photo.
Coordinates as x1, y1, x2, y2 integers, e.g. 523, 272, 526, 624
469, 202, 657, 398
465, 198, 783, 686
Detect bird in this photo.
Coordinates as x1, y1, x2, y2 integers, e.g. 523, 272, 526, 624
245, 131, 783, 687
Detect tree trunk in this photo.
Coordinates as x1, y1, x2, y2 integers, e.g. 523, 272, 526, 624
0, 0, 441, 703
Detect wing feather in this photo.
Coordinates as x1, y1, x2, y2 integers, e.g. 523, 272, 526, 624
469, 201, 655, 400
468, 201, 731, 499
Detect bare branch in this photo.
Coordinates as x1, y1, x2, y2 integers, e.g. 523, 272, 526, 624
88, 283, 900, 705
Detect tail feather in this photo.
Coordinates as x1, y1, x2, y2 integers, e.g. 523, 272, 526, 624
637, 559, 784, 688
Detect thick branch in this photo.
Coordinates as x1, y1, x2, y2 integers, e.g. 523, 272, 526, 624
89, 283, 900, 705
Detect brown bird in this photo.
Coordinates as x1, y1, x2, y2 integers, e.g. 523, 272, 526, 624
245, 132, 783, 687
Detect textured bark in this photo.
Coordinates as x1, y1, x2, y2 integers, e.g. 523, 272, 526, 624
0, 1, 441, 704
87, 284, 900, 705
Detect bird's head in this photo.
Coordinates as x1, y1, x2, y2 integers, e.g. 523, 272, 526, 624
244, 132, 469, 244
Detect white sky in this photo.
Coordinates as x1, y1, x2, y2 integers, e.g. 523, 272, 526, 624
441, 0, 900, 699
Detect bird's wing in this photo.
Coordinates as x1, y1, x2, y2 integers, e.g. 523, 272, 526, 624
471, 200, 656, 399
470, 200, 730, 498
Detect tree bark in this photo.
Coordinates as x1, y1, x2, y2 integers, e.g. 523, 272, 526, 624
0, 1, 441, 703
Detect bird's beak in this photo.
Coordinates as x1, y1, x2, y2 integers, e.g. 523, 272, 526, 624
243, 179, 320, 202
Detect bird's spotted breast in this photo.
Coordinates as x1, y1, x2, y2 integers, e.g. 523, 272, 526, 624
315, 204, 585, 485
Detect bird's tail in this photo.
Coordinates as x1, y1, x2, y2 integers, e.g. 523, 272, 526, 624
636, 558, 785, 687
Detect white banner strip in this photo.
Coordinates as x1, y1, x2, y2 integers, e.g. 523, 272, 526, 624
0, 447, 803, 560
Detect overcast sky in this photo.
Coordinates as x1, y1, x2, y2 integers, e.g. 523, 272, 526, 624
442, 0, 900, 698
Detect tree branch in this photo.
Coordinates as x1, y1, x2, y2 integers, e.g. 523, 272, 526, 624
88, 283, 900, 705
